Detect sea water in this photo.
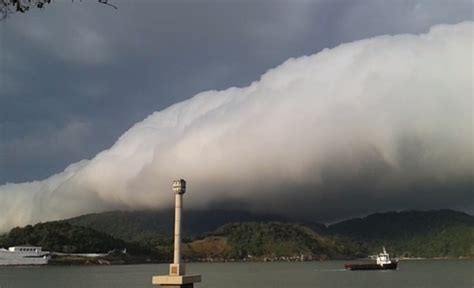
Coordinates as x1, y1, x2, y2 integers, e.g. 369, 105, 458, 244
0, 260, 472, 288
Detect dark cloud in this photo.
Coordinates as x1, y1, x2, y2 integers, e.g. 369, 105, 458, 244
0, 2, 472, 231
0, 20, 472, 231
1, 0, 472, 183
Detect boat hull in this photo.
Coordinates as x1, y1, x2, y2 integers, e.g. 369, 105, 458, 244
345, 261, 398, 271
0, 258, 49, 266
0, 250, 49, 266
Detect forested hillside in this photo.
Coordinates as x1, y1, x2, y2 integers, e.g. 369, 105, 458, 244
66, 209, 288, 241
1, 209, 471, 263
0, 222, 126, 253
185, 222, 365, 261
328, 210, 474, 258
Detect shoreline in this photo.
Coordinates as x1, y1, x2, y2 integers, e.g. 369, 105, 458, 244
2, 257, 473, 267
46, 256, 473, 266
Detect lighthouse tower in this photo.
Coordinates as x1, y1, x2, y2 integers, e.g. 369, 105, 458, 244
152, 179, 202, 287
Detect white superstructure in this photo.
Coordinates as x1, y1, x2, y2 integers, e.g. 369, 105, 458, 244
0, 246, 50, 265
376, 247, 392, 266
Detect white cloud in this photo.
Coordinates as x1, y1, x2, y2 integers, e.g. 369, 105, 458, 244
0, 22, 472, 231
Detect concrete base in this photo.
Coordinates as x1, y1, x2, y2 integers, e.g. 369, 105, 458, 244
169, 263, 185, 276
152, 275, 201, 287
153, 285, 193, 288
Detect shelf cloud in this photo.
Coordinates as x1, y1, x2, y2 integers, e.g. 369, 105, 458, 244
0, 22, 472, 232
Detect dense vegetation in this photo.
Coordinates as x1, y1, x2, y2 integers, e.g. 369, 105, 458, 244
198, 222, 365, 260
0, 222, 126, 253
66, 209, 287, 241
1, 209, 472, 264
0, 221, 167, 262
328, 210, 474, 258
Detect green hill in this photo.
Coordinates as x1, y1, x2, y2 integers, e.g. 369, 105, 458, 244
0, 221, 168, 264
328, 209, 474, 258
0, 222, 126, 253
185, 222, 365, 261
1, 209, 471, 263
65, 208, 474, 259
66, 209, 288, 241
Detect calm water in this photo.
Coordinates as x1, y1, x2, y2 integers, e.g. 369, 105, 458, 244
0, 260, 472, 288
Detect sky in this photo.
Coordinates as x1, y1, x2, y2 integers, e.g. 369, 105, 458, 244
0, 0, 473, 231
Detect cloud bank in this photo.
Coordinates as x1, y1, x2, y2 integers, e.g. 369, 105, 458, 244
0, 22, 472, 231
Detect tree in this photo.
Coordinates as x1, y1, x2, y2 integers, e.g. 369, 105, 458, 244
0, 0, 116, 20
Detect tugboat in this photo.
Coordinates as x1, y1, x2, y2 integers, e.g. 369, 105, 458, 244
345, 247, 397, 271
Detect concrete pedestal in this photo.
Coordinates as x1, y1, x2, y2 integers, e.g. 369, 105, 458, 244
155, 285, 193, 288
169, 263, 185, 276
152, 275, 201, 288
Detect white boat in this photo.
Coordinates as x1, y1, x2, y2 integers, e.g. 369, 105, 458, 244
0, 246, 50, 265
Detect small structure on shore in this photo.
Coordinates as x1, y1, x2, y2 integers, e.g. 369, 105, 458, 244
153, 179, 202, 287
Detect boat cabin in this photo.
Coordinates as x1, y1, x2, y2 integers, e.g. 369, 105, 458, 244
8, 246, 42, 253
376, 247, 391, 266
